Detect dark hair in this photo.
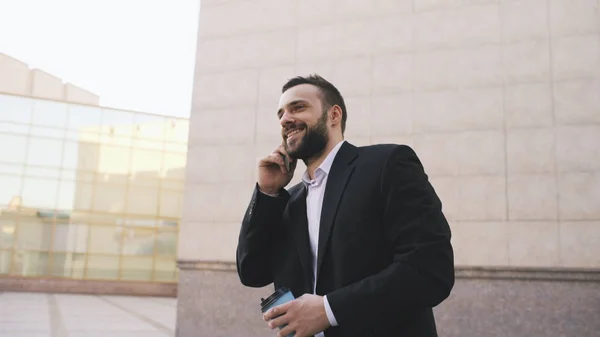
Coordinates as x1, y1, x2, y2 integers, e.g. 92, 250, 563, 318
281, 74, 347, 134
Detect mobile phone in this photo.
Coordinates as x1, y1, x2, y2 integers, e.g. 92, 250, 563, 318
281, 153, 290, 171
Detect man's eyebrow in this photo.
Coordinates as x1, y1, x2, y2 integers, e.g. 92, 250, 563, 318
276, 100, 307, 117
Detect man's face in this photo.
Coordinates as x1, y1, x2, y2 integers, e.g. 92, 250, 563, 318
277, 84, 330, 160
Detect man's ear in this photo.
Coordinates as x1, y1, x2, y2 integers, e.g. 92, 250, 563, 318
329, 105, 343, 127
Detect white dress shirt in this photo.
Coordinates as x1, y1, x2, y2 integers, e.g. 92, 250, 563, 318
301, 140, 344, 337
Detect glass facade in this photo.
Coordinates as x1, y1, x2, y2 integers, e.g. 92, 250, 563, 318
0, 93, 188, 283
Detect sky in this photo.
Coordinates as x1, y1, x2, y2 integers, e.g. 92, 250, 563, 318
0, 0, 200, 118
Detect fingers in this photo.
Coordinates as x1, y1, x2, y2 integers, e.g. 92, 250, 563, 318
277, 324, 295, 337
263, 301, 291, 321
267, 315, 288, 330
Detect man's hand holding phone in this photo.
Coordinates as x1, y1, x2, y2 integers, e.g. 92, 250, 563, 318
257, 145, 296, 195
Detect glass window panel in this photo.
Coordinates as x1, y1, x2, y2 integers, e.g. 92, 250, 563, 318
133, 113, 166, 140
26, 137, 64, 167
86, 254, 119, 280
31, 100, 68, 128
70, 182, 94, 211
164, 142, 187, 153
56, 180, 76, 211
29, 126, 65, 139
159, 189, 183, 218
0, 219, 16, 249
165, 119, 189, 144
122, 227, 155, 255
153, 258, 176, 282
0, 162, 23, 175
125, 218, 157, 228
0, 175, 22, 208
130, 149, 162, 175
0, 95, 33, 124
96, 145, 131, 175
88, 225, 122, 255
24, 166, 61, 179
120, 256, 153, 281
21, 177, 59, 209
53, 223, 89, 253
65, 128, 100, 143
0, 133, 28, 164
98, 133, 132, 147
162, 153, 186, 179
15, 219, 52, 251
60, 170, 94, 183
155, 228, 177, 257
132, 138, 164, 151
101, 109, 135, 134
66, 105, 102, 131
126, 186, 159, 216
0, 122, 30, 135
92, 183, 126, 213
50, 252, 85, 279
130, 173, 160, 188
161, 179, 184, 191
0, 250, 11, 274
11, 251, 49, 276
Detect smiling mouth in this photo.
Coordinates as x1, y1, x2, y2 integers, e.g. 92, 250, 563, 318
286, 128, 304, 141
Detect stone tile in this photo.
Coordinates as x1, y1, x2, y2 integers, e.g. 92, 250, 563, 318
554, 78, 600, 125
415, 49, 461, 91
429, 176, 460, 221
451, 221, 509, 266
458, 130, 505, 175
181, 181, 256, 224
413, 132, 460, 176
456, 45, 503, 88
414, 4, 501, 50
503, 39, 551, 84
505, 82, 553, 128
501, 0, 549, 43
192, 69, 258, 108
558, 172, 600, 220
294, 61, 336, 80
549, 0, 600, 37
552, 34, 600, 80
188, 105, 255, 146
457, 176, 507, 221
372, 0, 413, 16
295, 0, 336, 26
507, 174, 558, 220
332, 57, 372, 96
559, 221, 600, 268
256, 100, 285, 144
371, 93, 413, 136
335, 21, 374, 58
371, 15, 413, 54
184, 224, 240, 261
258, 66, 295, 103
197, 1, 261, 38
343, 96, 371, 139
372, 53, 413, 94
508, 221, 560, 267
333, 0, 378, 21
506, 128, 555, 174
370, 134, 414, 147
296, 24, 338, 62
556, 125, 600, 172
414, 0, 459, 12
185, 144, 256, 184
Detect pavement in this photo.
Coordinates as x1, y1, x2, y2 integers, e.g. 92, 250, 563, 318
0, 292, 176, 337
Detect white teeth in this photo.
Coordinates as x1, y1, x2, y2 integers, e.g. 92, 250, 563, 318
287, 129, 302, 137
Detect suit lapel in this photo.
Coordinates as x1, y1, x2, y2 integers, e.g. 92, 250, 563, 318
316, 142, 358, 279
288, 185, 313, 289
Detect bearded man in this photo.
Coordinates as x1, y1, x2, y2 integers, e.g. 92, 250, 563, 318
236, 74, 455, 337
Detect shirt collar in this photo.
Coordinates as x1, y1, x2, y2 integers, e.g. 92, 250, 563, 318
302, 140, 345, 185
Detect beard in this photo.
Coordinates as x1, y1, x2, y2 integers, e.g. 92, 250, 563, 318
283, 111, 329, 161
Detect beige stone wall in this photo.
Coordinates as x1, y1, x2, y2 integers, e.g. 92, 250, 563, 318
181, 0, 600, 269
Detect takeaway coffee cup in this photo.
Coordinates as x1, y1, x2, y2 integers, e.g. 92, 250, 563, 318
260, 287, 296, 337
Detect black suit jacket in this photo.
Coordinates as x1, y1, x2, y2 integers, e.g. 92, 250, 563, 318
236, 142, 454, 337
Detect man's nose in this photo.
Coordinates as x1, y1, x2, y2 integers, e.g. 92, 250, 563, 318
280, 111, 293, 127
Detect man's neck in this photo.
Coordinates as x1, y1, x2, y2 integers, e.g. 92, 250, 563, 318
304, 137, 343, 179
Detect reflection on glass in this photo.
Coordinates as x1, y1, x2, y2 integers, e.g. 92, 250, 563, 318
26, 138, 64, 167
122, 227, 155, 255
154, 258, 176, 282
88, 225, 121, 255
0, 175, 22, 206
155, 228, 177, 257
0, 133, 28, 164
133, 113, 166, 140
0, 250, 11, 274
21, 177, 59, 209
0, 163, 23, 175
0, 219, 16, 249
92, 183, 126, 213
56, 180, 76, 211
121, 256, 153, 281
71, 182, 94, 211
96, 145, 131, 175
101, 109, 134, 136
131, 149, 162, 175
66, 105, 102, 131
86, 255, 119, 280
53, 223, 89, 253
159, 189, 183, 218
29, 126, 65, 139
32, 100, 68, 128
0, 122, 30, 135
0, 95, 33, 124
12, 251, 49, 276
16, 219, 52, 251
51, 252, 85, 278
25, 166, 61, 180
126, 187, 159, 216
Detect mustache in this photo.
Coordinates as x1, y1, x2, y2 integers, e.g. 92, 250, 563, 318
283, 123, 307, 136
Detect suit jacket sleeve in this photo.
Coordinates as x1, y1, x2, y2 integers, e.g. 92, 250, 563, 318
236, 183, 290, 287
326, 145, 455, 329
